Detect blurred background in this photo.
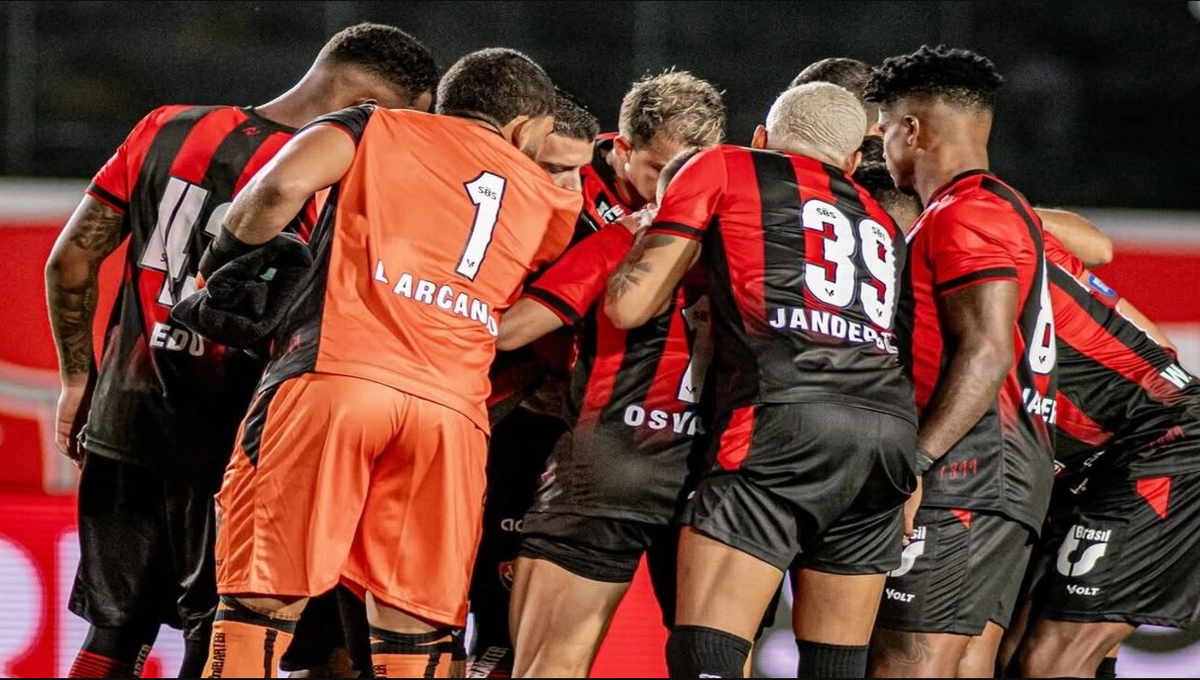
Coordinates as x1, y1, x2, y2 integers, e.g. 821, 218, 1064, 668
1, 2, 1198, 677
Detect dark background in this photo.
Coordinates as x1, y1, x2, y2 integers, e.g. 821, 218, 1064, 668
3, 1, 1199, 208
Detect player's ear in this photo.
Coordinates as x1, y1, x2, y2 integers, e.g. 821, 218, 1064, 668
844, 149, 862, 175
904, 115, 920, 148
751, 125, 768, 150
613, 136, 633, 167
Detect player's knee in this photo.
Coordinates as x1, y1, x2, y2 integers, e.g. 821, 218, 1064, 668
666, 625, 752, 679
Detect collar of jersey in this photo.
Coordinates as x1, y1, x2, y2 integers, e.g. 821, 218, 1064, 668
927, 168, 992, 205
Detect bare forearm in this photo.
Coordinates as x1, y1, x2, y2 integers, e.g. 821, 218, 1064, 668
1037, 208, 1113, 268
917, 344, 1011, 459
605, 233, 697, 328
223, 180, 307, 246
45, 198, 123, 383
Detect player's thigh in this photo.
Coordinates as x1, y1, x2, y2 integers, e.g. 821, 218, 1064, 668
675, 527, 786, 640
70, 455, 173, 630
348, 394, 488, 627
793, 569, 888, 646
1018, 619, 1132, 678
957, 621, 1005, 678
509, 555, 630, 678
216, 374, 387, 597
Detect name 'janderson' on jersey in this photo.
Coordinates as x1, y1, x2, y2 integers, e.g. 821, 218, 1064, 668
645, 144, 915, 423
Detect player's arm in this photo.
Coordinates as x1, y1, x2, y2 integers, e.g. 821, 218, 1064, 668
1035, 208, 1113, 268
605, 233, 699, 328
201, 105, 374, 277
45, 197, 125, 461
604, 148, 723, 329
919, 281, 1019, 460
496, 300, 564, 351
500, 221, 641, 350
205, 125, 354, 272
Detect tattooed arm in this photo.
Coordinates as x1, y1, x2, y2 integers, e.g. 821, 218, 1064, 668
604, 232, 700, 329
45, 196, 125, 461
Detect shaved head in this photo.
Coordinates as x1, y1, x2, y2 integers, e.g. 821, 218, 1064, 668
765, 82, 866, 166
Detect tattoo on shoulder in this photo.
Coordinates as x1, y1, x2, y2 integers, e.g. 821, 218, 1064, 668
69, 201, 124, 254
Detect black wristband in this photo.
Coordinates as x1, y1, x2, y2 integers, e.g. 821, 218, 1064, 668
199, 227, 257, 279
912, 447, 938, 475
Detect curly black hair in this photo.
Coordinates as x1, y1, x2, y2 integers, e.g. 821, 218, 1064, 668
791, 58, 874, 103
436, 48, 555, 126
864, 45, 1005, 110
553, 88, 600, 142
854, 137, 921, 217
321, 23, 438, 105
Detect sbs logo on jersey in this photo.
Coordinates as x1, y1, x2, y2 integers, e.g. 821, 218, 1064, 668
1056, 524, 1112, 577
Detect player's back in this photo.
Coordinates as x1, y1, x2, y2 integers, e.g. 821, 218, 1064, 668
664, 145, 914, 421
85, 103, 302, 469
265, 106, 580, 431
1044, 233, 1200, 476
901, 170, 1057, 528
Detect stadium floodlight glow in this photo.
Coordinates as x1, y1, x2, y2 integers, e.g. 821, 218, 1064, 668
1191, 1, 1200, 22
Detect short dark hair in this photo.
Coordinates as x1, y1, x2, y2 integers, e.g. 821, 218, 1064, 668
853, 137, 921, 217
320, 23, 438, 104
436, 48, 555, 126
865, 45, 1005, 109
791, 58, 873, 103
553, 89, 599, 142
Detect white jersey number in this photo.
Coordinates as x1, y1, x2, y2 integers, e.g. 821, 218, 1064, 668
800, 199, 897, 326
456, 172, 508, 281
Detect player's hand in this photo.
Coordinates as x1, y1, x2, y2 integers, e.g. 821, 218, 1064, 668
903, 475, 923, 546
54, 381, 90, 467
617, 206, 658, 236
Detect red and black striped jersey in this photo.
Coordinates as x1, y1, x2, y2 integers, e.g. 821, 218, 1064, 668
901, 169, 1057, 531
82, 104, 309, 469
1046, 234, 1200, 478
647, 145, 915, 423
523, 223, 711, 523
576, 133, 636, 239
486, 134, 635, 422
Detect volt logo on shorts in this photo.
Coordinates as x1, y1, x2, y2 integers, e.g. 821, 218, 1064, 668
1056, 525, 1112, 577
1066, 585, 1101, 596
889, 526, 927, 578
884, 587, 915, 603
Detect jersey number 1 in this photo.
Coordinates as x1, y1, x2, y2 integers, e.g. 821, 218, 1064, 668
456, 172, 508, 281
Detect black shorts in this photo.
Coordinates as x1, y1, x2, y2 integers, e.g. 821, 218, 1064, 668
876, 507, 1034, 636
1033, 470, 1200, 629
279, 586, 372, 674
519, 513, 678, 626
69, 453, 221, 640
468, 406, 567, 675
682, 402, 916, 573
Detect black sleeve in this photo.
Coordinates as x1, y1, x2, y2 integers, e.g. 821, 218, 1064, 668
298, 103, 376, 144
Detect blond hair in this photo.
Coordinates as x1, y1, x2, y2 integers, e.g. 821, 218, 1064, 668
619, 69, 726, 149
766, 82, 865, 165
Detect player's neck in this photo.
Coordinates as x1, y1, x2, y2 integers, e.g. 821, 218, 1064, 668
255, 70, 346, 130
915, 146, 989, 205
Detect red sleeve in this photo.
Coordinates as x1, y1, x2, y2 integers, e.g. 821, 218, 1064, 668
523, 223, 635, 324
646, 146, 727, 241
927, 199, 1022, 297
1043, 231, 1085, 278
87, 106, 181, 214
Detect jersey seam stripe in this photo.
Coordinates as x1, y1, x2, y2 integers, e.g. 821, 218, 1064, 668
523, 288, 581, 325
85, 182, 128, 213
934, 267, 1019, 295
647, 221, 704, 240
